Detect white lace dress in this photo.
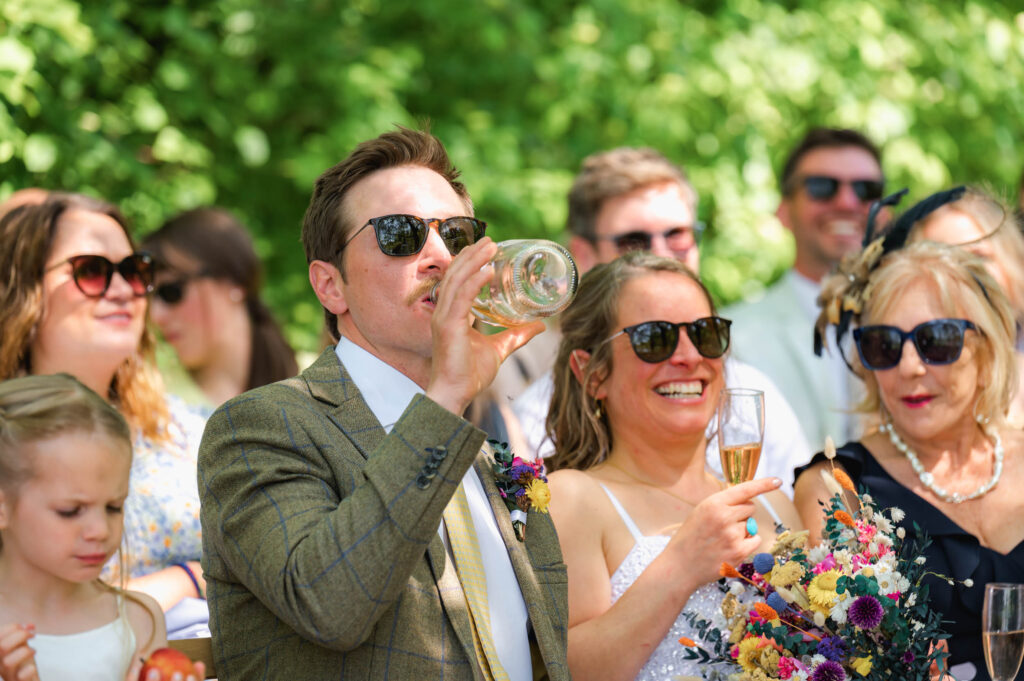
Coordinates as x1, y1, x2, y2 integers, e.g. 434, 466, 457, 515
601, 484, 781, 681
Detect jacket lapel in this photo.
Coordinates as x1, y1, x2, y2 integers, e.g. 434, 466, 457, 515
302, 347, 385, 461
473, 449, 562, 678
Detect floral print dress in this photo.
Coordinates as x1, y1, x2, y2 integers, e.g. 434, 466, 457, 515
109, 397, 208, 579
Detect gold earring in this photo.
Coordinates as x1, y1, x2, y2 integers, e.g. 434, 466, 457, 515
593, 400, 602, 419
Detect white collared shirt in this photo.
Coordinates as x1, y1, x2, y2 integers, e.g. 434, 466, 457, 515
335, 338, 532, 681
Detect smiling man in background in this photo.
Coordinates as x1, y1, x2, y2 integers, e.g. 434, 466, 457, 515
724, 128, 886, 450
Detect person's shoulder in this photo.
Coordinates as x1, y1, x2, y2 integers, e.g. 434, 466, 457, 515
722, 276, 796, 320
213, 370, 315, 417
123, 589, 167, 655
724, 357, 776, 388
547, 468, 606, 507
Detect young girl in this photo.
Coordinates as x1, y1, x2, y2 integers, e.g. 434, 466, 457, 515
0, 374, 202, 681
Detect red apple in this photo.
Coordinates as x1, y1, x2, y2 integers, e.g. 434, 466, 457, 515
138, 647, 198, 680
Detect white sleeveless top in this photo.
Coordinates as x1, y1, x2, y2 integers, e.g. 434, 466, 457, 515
601, 485, 781, 681
30, 605, 137, 681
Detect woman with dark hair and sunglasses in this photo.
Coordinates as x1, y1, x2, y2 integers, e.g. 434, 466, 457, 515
142, 207, 298, 408
544, 251, 801, 681
794, 237, 1024, 681
0, 193, 208, 617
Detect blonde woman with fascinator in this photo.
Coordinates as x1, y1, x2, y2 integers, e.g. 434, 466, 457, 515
545, 252, 801, 681
794, 187, 1024, 681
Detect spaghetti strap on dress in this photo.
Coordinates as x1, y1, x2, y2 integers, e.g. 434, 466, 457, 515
598, 484, 733, 681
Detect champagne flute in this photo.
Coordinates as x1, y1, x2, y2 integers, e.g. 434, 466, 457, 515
983, 583, 1024, 681
717, 388, 765, 486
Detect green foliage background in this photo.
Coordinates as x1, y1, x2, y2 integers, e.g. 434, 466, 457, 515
3, 0, 1023, 351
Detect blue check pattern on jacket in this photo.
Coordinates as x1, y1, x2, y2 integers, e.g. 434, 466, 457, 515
198, 348, 569, 680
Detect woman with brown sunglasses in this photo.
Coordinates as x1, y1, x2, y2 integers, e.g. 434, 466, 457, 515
142, 207, 297, 408
0, 193, 208, 620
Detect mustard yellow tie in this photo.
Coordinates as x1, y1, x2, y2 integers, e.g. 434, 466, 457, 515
443, 481, 510, 681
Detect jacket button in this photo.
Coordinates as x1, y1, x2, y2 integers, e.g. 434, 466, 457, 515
415, 473, 431, 489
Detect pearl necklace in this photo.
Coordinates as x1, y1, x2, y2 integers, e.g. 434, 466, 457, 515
879, 420, 1003, 504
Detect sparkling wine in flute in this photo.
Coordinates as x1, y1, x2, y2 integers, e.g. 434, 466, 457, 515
716, 388, 765, 487
720, 442, 763, 487
984, 583, 1024, 681
984, 630, 1024, 681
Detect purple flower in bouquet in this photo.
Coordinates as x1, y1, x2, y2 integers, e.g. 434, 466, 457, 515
849, 594, 884, 629
902, 651, 916, 664
816, 635, 848, 662
510, 462, 535, 482
738, 562, 756, 580
811, 659, 845, 681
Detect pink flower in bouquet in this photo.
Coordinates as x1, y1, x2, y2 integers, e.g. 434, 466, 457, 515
778, 656, 798, 679
811, 553, 836, 575
856, 520, 876, 543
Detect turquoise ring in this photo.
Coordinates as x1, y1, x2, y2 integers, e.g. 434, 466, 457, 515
745, 517, 759, 536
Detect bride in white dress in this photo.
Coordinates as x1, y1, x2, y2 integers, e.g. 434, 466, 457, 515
545, 253, 802, 681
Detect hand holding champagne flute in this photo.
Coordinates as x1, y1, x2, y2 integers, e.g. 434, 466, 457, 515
984, 583, 1024, 681
718, 389, 765, 536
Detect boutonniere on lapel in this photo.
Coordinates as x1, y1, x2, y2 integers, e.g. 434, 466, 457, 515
490, 440, 550, 542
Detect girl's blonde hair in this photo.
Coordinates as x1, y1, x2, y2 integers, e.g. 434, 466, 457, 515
547, 251, 716, 471
0, 373, 132, 541
854, 242, 1017, 422
0, 193, 169, 442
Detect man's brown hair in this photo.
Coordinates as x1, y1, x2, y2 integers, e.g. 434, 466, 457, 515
779, 127, 882, 194
301, 127, 472, 338
567, 147, 696, 241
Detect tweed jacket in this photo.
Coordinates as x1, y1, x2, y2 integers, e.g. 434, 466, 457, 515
198, 348, 570, 680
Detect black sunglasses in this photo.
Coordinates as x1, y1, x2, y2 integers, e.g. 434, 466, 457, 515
792, 175, 885, 203
604, 317, 731, 363
597, 223, 705, 255
339, 214, 486, 257
154, 274, 207, 305
47, 253, 154, 298
853, 319, 977, 371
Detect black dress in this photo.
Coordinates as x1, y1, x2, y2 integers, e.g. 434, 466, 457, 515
796, 442, 1024, 681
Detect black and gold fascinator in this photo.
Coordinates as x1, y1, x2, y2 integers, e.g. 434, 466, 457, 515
813, 185, 968, 371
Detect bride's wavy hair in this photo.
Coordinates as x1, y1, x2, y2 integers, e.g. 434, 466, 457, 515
546, 251, 713, 472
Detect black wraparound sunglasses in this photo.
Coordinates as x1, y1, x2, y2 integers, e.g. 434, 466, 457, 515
339, 214, 486, 257
853, 318, 977, 371
790, 175, 885, 203
46, 253, 154, 298
603, 317, 731, 363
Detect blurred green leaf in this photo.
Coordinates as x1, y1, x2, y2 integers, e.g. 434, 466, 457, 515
1, 0, 1022, 351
